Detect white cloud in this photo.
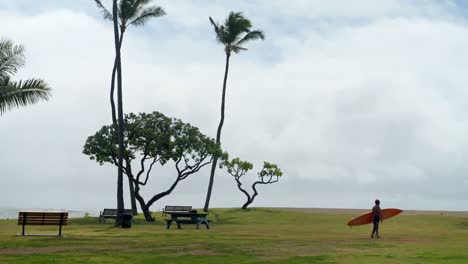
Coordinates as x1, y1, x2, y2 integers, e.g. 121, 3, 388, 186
1, 1, 468, 212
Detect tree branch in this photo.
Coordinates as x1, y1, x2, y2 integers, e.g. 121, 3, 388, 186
179, 155, 211, 180
141, 157, 159, 186
135, 153, 148, 181
145, 176, 181, 209
235, 177, 251, 206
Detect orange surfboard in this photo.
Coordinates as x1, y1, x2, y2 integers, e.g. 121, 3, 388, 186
347, 208, 403, 226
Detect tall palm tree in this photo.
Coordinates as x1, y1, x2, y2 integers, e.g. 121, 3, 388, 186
0, 39, 51, 115
94, 0, 166, 216
203, 12, 265, 212
111, 0, 125, 226
94, 0, 166, 124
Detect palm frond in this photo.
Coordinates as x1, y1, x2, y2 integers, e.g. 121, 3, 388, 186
210, 12, 264, 54
209, 17, 224, 44
0, 78, 51, 114
224, 12, 252, 44
235, 30, 265, 46
129, 0, 152, 20
225, 12, 252, 30
128, 6, 166, 27
210, 17, 227, 45
93, 0, 113, 20
0, 39, 25, 81
209, 17, 220, 34
119, 0, 132, 24
230, 45, 247, 54
0, 38, 15, 52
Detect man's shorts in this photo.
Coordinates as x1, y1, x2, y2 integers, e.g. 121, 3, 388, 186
373, 215, 380, 227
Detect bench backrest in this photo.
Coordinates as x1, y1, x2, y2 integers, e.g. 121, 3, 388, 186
164, 206, 192, 213
101, 209, 133, 216
18, 212, 69, 226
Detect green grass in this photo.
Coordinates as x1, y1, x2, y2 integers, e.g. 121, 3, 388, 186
1, 208, 467, 263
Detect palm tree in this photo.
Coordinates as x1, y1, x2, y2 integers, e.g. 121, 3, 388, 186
203, 12, 265, 212
94, 0, 166, 124
94, 0, 166, 216
0, 39, 51, 115
111, 0, 126, 226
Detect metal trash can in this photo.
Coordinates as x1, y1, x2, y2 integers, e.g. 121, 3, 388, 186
121, 213, 133, 228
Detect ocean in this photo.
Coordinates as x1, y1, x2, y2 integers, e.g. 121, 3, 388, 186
0, 208, 101, 219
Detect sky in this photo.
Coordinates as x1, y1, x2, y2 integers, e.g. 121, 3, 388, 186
1, 0, 468, 212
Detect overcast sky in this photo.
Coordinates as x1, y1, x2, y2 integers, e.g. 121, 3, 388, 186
1, 0, 468, 212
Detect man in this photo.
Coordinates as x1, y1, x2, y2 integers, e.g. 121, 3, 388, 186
371, 199, 383, 238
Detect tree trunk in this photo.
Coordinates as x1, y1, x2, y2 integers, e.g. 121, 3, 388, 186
242, 200, 252, 209
135, 195, 154, 221
110, 33, 124, 125
110, 59, 117, 125
139, 204, 154, 222
204, 52, 231, 212
132, 184, 154, 221
132, 172, 182, 221
146, 177, 180, 208
110, 32, 138, 216
112, 0, 125, 226
128, 177, 138, 215
244, 182, 261, 209
235, 178, 252, 210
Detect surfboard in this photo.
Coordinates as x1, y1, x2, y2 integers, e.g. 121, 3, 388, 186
347, 208, 403, 226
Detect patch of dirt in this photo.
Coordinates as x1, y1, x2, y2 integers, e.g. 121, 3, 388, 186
158, 243, 205, 250
237, 244, 330, 260
175, 250, 218, 256
0, 245, 129, 255
0, 243, 218, 256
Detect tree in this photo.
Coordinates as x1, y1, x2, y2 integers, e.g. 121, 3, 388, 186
111, 0, 126, 226
93, 0, 166, 125
224, 158, 282, 209
0, 39, 51, 115
93, 0, 165, 216
204, 12, 265, 212
83, 112, 225, 221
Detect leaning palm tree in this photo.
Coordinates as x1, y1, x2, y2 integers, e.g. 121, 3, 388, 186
94, 0, 166, 124
111, 0, 126, 226
93, 0, 166, 216
0, 39, 51, 115
203, 12, 265, 212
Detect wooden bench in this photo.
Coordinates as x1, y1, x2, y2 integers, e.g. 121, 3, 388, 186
163, 206, 210, 229
99, 209, 133, 223
162, 205, 192, 216
18, 212, 68, 237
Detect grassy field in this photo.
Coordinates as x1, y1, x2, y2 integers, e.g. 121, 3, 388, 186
1, 208, 468, 263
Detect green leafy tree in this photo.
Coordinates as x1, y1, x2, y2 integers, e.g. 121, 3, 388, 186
83, 112, 225, 221
0, 39, 51, 115
224, 158, 282, 209
204, 12, 265, 212
93, 0, 166, 216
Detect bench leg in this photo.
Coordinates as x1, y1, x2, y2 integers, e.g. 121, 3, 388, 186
199, 220, 209, 229
177, 222, 182, 229
166, 220, 172, 229
196, 222, 200, 230
22, 224, 25, 236
58, 224, 63, 237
